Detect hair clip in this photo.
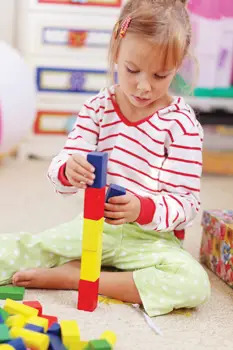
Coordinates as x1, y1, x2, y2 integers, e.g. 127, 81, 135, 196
120, 16, 132, 38
114, 21, 120, 39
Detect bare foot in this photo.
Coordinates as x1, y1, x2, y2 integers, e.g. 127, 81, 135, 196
12, 260, 81, 289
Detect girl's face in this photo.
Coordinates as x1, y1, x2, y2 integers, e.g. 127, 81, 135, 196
116, 33, 177, 110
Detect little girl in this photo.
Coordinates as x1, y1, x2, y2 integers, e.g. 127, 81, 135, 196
1, 0, 210, 317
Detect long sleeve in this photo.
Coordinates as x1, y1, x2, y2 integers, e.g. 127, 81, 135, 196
136, 122, 203, 232
48, 99, 100, 195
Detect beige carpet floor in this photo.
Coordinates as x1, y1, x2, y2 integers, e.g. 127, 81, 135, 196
0, 158, 233, 350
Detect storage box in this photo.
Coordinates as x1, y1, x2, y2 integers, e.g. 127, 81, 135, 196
200, 210, 233, 288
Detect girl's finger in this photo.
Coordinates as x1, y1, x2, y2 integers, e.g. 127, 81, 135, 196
73, 155, 96, 174
68, 169, 94, 186
105, 218, 126, 225
108, 194, 130, 205
104, 210, 125, 220
104, 203, 127, 212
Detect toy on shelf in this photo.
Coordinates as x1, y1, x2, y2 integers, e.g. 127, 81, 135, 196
0, 298, 117, 350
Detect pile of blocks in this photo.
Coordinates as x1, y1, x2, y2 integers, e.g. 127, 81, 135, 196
0, 287, 116, 350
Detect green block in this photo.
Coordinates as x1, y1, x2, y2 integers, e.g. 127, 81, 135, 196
88, 339, 112, 350
0, 286, 25, 300
0, 307, 10, 322
0, 324, 11, 343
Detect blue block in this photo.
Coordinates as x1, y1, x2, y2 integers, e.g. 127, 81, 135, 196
0, 315, 4, 324
47, 323, 61, 337
24, 323, 44, 333
106, 184, 126, 203
8, 338, 27, 350
49, 334, 66, 350
87, 152, 108, 189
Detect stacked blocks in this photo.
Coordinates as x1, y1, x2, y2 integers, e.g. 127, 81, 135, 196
0, 298, 116, 349
78, 152, 108, 312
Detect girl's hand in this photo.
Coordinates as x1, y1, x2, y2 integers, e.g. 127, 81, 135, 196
104, 193, 141, 225
65, 154, 95, 189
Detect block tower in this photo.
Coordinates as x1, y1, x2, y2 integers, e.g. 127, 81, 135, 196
77, 152, 108, 312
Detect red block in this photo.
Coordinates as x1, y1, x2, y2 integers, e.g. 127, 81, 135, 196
41, 315, 58, 328
84, 187, 105, 220
77, 279, 99, 312
23, 301, 42, 316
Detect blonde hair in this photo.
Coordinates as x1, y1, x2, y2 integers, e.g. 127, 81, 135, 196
108, 0, 192, 82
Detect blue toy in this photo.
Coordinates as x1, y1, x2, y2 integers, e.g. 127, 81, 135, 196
106, 184, 126, 203
87, 152, 108, 189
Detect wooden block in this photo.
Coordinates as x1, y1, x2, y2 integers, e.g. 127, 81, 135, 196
10, 327, 49, 350
80, 250, 102, 282
100, 331, 116, 347
106, 184, 126, 203
0, 324, 10, 343
47, 323, 61, 337
23, 301, 42, 316
0, 308, 10, 322
82, 218, 104, 252
8, 338, 27, 350
60, 320, 80, 350
41, 315, 58, 328
77, 279, 99, 312
48, 334, 66, 350
24, 323, 44, 333
6, 315, 26, 328
87, 339, 112, 350
87, 152, 108, 189
0, 345, 15, 350
0, 287, 25, 301
27, 316, 49, 332
4, 299, 38, 319
84, 187, 105, 220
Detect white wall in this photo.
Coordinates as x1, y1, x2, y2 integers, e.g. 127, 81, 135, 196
0, 0, 16, 46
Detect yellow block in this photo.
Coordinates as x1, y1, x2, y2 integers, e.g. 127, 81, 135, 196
0, 346, 15, 350
27, 315, 49, 332
60, 320, 80, 350
4, 299, 38, 318
10, 327, 49, 350
80, 250, 102, 282
82, 218, 104, 252
6, 314, 26, 328
100, 330, 117, 346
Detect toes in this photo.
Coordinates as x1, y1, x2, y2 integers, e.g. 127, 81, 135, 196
12, 270, 35, 285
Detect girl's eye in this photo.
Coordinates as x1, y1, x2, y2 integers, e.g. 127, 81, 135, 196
126, 67, 139, 74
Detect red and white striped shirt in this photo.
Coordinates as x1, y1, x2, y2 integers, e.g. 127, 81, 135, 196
48, 85, 203, 232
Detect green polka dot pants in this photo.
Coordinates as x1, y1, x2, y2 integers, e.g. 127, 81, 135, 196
0, 215, 211, 317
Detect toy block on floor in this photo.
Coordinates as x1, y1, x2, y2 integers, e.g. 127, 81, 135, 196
4, 299, 38, 318
60, 320, 80, 350
10, 327, 49, 350
48, 334, 66, 350
47, 323, 61, 337
0, 308, 10, 322
24, 323, 44, 333
41, 315, 58, 328
100, 331, 116, 347
0, 324, 11, 343
77, 279, 99, 312
27, 315, 49, 332
23, 301, 42, 316
82, 218, 104, 252
0, 287, 25, 301
106, 184, 126, 203
80, 250, 102, 282
87, 152, 108, 189
84, 187, 106, 220
6, 315, 26, 328
86, 339, 112, 350
8, 338, 27, 350
0, 346, 15, 350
